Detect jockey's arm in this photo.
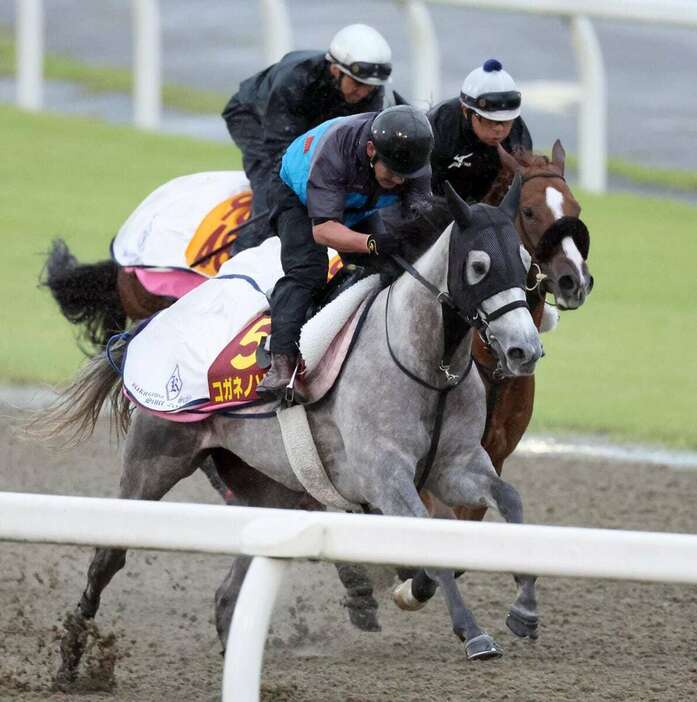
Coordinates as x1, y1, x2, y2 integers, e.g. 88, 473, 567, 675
312, 219, 369, 254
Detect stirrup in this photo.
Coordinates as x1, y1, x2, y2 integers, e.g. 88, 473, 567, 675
283, 357, 302, 405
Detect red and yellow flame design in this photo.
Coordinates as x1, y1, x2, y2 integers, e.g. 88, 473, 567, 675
185, 191, 253, 277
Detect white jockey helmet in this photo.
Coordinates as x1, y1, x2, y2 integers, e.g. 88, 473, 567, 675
460, 59, 521, 121
326, 24, 392, 86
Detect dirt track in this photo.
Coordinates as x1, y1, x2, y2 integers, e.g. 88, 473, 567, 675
1, 406, 696, 702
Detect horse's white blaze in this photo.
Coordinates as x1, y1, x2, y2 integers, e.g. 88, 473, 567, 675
561, 235, 586, 279
545, 185, 565, 221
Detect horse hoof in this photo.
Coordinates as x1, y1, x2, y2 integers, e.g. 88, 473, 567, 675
54, 609, 89, 689
465, 633, 503, 661
347, 605, 381, 632
392, 579, 427, 611
345, 594, 381, 632
506, 608, 539, 640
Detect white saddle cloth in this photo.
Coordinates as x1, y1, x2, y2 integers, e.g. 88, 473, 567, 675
121, 238, 378, 414
123, 237, 281, 412
112, 171, 250, 271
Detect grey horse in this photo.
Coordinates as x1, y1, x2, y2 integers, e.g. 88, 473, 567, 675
47, 177, 543, 685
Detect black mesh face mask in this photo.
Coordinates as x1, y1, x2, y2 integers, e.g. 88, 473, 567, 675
447, 204, 529, 323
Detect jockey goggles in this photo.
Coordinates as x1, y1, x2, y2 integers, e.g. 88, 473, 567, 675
340, 60, 392, 83
461, 90, 521, 114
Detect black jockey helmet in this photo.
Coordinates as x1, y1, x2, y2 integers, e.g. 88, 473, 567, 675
370, 106, 434, 178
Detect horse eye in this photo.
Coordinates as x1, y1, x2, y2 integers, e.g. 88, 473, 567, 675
465, 251, 490, 284
522, 207, 534, 218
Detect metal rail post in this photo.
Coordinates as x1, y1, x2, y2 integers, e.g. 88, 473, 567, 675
403, 0, 441, 108
570, 15, 607, 193
260, 0, 293, 65
131, 0, 161, 130
16, 0, 43, 110
222, 556, 289, 702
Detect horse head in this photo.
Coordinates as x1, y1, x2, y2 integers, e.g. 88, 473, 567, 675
496, 141, 594, 310
445, 177, 543, 377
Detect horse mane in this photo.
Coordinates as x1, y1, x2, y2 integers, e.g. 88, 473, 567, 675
392, 196, 453, 264
482, 150, 554, 206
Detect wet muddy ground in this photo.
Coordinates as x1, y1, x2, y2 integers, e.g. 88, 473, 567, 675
1, 406, 696, 701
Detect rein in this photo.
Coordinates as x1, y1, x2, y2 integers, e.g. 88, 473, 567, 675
387, 250, 527, 492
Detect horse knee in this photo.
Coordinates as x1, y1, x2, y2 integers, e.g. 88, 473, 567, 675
491, 479, 523, 524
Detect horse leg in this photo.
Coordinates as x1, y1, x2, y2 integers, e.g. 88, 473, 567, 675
433, 449, 539, 642
335, 562, 380, 633
369, 474, 501, 660
56, 415, 207, 686
208, 450, 380, 640
489, 479, 539, 640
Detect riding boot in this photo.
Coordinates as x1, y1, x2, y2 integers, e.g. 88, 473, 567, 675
256, 352, 297, 400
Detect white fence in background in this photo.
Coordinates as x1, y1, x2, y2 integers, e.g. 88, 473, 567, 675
2, 491, 697, 701
12, 0, 697, 190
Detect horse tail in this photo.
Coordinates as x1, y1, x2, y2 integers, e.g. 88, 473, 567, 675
31, 336, 131, 445
40, 238, 127, 350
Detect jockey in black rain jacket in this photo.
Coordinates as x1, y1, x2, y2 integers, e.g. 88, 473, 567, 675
222, 24, 392, 251
428, 59, 532, 203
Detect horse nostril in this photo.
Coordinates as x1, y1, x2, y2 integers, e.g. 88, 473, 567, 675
507, 347, 524, 362
588, 275, 595, 292
559, 275, 574, 291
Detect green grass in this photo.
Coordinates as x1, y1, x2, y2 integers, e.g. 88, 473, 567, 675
2, 105, 697, 449
1, 105, 240, 384
530, 190, 697, 448
3, 26, 697, 194
0, 28, 226, 114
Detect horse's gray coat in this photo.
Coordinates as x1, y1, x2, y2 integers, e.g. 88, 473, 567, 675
54, 180, 544, 682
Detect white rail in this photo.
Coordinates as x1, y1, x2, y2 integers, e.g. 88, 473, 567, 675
15, 0, 43, 110
11, 0, 697, 190
131, 0, 161, 130
2, 491, 697, 701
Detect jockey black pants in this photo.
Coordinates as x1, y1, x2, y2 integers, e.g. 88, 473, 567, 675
268, 184, 328, 355
223, 105, 274, 252
267, 181, 385, 356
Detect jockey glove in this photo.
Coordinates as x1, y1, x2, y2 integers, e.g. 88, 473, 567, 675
367, 230, 400, 257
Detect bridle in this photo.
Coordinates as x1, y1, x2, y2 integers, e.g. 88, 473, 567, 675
387, 251, 528, 391
516, 170, 567, 257
516, 170, 571, 301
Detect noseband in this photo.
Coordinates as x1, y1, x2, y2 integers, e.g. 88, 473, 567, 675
516, 172, 589, 301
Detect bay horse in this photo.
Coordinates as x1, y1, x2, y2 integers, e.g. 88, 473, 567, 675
44, 178, 544, 686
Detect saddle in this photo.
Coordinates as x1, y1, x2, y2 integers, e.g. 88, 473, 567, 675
121, 264, 381, 422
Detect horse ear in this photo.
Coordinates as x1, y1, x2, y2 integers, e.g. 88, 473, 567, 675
499, 172, 522, 221
497, 143, 520, 175
443, 180, 472, 229
551, 139, 566, 176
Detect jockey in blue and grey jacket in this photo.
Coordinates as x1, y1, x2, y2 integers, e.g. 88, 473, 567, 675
257, 106, 434, 399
